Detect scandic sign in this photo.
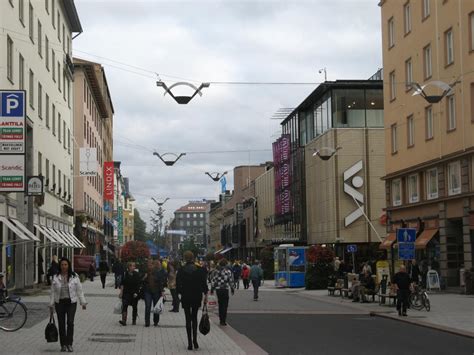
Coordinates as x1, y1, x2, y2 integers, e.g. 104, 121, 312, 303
104, 162, 114, 200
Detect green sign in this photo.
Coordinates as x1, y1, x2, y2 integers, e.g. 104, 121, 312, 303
117, 206, 123, 244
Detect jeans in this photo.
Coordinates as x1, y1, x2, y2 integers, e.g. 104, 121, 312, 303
216, 289, 229, 323
251, 279, 260, 299
100, 274, 107, 289
170, 288, 179, 311
55, 299, 77, 347
233, 277, 240, 289
144, 291, 160, 326
114, 274, 122, 289
183, 305, 199, 345
397, 289, 410, 314
122, 294, 138, 321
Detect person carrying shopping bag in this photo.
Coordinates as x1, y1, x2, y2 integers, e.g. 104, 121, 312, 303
119, 262, 141, 326
143, 259, 166, 327
210, 258, 234, 326
49, 257, 87, 353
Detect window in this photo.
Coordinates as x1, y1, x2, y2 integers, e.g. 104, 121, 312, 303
447, 161, 461, 195
57, 12, 60, 40
45, 0, 49, 13
391, 124, 398, 153
425, 106, 433, 139
58, 114, 61, 142
52, 51, 56, 81
389, 71, 396, 100
392, 179, 402, 206
45, 158, 49, 184
52, 164, 56, 187
447, 95, 456, 130
29, 70, 34, 108
407, 115, 414, 147
45, 94, 50, 127
38, 82, 42, 119
67, 129, 71, 154
19, 54, 24, 89
7, 36, 13, 83
404, 2, 411, 35
63, 73, 66, 100
52, 104, 56, 135
63, 122, 66, 149
51, 0, 55, 27
187, 213, 190, 218
422, 0, 430, 19
37, 20, 42, 57
193, 213, 197, 218
388, 17, 395, 48
423, 45, 432, 79
405, 58, 413, 89
62, 24, 65, 52
19, 0, 24, 25
29, 3, 34, 42
445, 28, 454, 65
38, 152, 42, 175
408, 174, 419, 203
45, 36, 49, 70
426, 168, 438, 199
9, 0, 13, 7
58, 62, 61, 91
470, 12, 474, 51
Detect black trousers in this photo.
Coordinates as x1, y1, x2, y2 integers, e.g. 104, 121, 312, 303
55, 299, 77, 346
216, 289, 229, 323
122, 294, 138, 321
397, 289, 410, 313
251, 279, 260, 299
170, 288, 179, 311
100, 274, 106, 288
183, 305, 199, 344
243, 279, 250, 289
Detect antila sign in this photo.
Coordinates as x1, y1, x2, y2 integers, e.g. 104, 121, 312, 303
104, 161, 114, 200
343, 160, 364, 227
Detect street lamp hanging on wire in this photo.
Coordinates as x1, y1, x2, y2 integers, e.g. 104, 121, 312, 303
311, 146, 342, 161
156, 80, 210, 104
205, 171, 227, 182
411, 80, 459, 104
153, 152, 186, 166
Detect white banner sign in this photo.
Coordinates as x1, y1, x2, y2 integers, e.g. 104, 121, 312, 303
0, 154, 25, 192
79, 148, 98, 176
166, 230, 187, 236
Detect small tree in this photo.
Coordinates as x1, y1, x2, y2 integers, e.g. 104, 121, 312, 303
305, 245, 335, 290
121, 240, 150, 263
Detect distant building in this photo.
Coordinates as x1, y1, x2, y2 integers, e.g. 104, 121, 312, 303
173, 200, 212, 250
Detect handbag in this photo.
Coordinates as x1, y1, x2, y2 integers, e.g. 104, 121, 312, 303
153, 297, 164, 315
114, 299, 123, 314
45, 315, 58, 343
199, 305, 210, 335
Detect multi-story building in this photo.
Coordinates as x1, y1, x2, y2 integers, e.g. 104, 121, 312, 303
0, 0, 83, 289
122, 177, 135, 243
173, 200, 212, 251
380, 0, 474, 286
73, 58, 114, 258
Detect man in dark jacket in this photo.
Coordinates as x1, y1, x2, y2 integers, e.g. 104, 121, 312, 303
112, 260, 125, 289
393, 265, 411, 316
98, 260, 109, 289
119, 262, 141, 326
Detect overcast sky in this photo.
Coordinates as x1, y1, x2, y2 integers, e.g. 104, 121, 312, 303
73, 0, 382, 230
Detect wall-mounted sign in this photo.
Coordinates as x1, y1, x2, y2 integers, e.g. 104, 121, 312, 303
343, 160, 364, 227
117, 206, 123, 244
0, 154, 25, 192
27, 176, 44, 196
0, 91, 25, 153
104, 161, 114, 200
79, 148, 98, 176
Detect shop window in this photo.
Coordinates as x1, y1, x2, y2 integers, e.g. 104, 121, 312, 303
408, 174, 419, 203
333, 89, 365, 127
366, 89, 384, 127
447, 161, 461, 196
392, 179, 402, 206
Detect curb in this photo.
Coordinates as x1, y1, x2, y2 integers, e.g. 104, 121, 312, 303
370, 311, 474, 339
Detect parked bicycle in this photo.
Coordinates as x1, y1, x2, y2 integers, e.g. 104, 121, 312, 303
409, 284, 431, 312
0, 293, 28, 331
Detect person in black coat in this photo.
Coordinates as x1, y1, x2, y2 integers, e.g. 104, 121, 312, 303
47, 255, 59, 286
98, 260, 109, 289
393, 265, 411, 316
176, 251, 208, 351
112, 260, 125, 289
119, 262, 141, 326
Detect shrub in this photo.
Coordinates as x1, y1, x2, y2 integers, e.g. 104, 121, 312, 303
120, 240, 151, 263
305, 245, 335, 290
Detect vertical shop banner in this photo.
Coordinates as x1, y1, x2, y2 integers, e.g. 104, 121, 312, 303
79, 148, 98, 176
103, 161, 114, 200
117, 206, 123, 244
272, 134, 292, 217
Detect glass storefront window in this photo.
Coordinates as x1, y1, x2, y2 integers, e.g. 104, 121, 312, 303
333, 89, 365, 128
366, 89, 384, 127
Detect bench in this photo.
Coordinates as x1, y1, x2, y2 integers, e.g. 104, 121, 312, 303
341, 288, 352, 298
378, 293, 397, 306
327, 286, 342, 296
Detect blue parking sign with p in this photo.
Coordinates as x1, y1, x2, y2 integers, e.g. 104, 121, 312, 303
1, 91, 25, 117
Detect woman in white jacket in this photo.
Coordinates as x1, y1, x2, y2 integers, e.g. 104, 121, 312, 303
49, 257, 87, 353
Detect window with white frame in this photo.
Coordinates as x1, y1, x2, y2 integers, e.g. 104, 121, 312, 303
37, 20, 42, 57
29, 69, 34, 108
407, 115, 414, 147
426, 168, 438, 199
389, 71, 396, 100
423, 0, 430, 19
405, 58, 413, 89
19, 53, 24, 89
404, 2, 411, 34
7, 36, 13, 82
19, 0, 24, 24
38, 82, 42, 119
425, 105, 433, 139
424, 44, 432, 79
52, 51, 56, 81
470, 12, 474, 51
445, 28, 454, 65
408, 174, 419, 203
388, 17, 395, 48
45, 36, 49, 70
392, 179, 402, 206
45, 94, 50, 127
391, 123, 398, 153
447, 161, 461, 195
29, 3, 34, 42
447, 95, 456, 130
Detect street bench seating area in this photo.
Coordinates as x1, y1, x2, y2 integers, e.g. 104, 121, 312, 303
327, 276, 396, 306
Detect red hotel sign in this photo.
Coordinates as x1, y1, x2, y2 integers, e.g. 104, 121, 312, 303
104, 162, 114, 200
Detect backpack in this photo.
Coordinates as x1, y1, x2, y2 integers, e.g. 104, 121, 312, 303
45, 315, 58, 343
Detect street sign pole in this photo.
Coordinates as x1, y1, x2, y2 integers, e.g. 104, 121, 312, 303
352, 252, 355, 273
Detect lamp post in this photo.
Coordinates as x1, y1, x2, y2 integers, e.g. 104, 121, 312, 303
151, 198, 169, 248
205, 171, 227, 182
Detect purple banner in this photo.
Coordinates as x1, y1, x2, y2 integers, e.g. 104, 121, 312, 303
273, 134, 292, 217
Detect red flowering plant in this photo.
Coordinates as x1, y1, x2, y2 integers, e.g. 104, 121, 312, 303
120, 241, 151, 263
305, 245, 336, 290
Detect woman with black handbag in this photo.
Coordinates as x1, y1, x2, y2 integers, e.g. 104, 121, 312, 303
176, 251, 208, 350
49, 257, 87, 353
119, 261, 141, 326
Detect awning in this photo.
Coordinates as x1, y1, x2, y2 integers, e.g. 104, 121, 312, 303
35, 224, 60, 244
57, 230, 81, 248
220, 247, 233, 255
64, 231, 86, 248
214, 248, 225, 255
47, 228, 73, 247
415, 229, 438, 249
9, 218, 40, 242
379, 232, 396, 250
0, 216, 32, 241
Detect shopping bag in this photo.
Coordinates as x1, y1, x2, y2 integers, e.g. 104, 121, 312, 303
153, 297, 164, 315
199, 305, 210, 335
207, 294, 217, 310
114, 299, 123, 314
45, 315, 58, 343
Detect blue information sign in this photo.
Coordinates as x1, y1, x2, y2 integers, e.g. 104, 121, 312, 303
397, 228, 416, 243
397, 228, 416, 260
346, 244, 357, 253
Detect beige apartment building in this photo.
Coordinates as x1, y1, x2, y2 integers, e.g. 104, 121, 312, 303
73, 58, 114, 257
380, 0, 474, 286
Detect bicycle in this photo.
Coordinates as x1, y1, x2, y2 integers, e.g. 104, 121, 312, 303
0, 293, 28, 331
409, 284, 431, 312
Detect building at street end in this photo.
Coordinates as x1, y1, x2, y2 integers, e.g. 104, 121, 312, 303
173, 200, 212, 252
380, 0, 474, 286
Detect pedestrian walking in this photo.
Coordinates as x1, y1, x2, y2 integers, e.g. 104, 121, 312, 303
98, 260, 109, 289
143, 260, 166, 327
408, 259, 421, 284
211, 258, 235, 326
232, 261, 242, 289
119, 262, 141, 326
88, 262, 95, 282
47, 255, 59, 286
167, 260, 180, 312
250, 260, 264, 301
112, 259, 125, 289
38, 251, 44, 284
241, 264, 250, 289
176, 251, 208, 351
393, 265, 411, 316
49, 257, 87, 352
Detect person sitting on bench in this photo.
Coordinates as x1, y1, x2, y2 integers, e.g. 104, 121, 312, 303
352, 271, 374, 302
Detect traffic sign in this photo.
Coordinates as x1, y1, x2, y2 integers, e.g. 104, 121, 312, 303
398, 242, 415, 260
396, 228, 416, 243
0, 91, 26, 153
346, 244, 357, 253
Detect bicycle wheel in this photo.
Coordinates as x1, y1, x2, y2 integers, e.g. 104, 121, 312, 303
0, 299, 28, 331
409, 293, 423, 310
423, 294, 431, 312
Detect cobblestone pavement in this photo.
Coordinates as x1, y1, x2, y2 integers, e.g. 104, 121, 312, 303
0, 276, 250, 355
